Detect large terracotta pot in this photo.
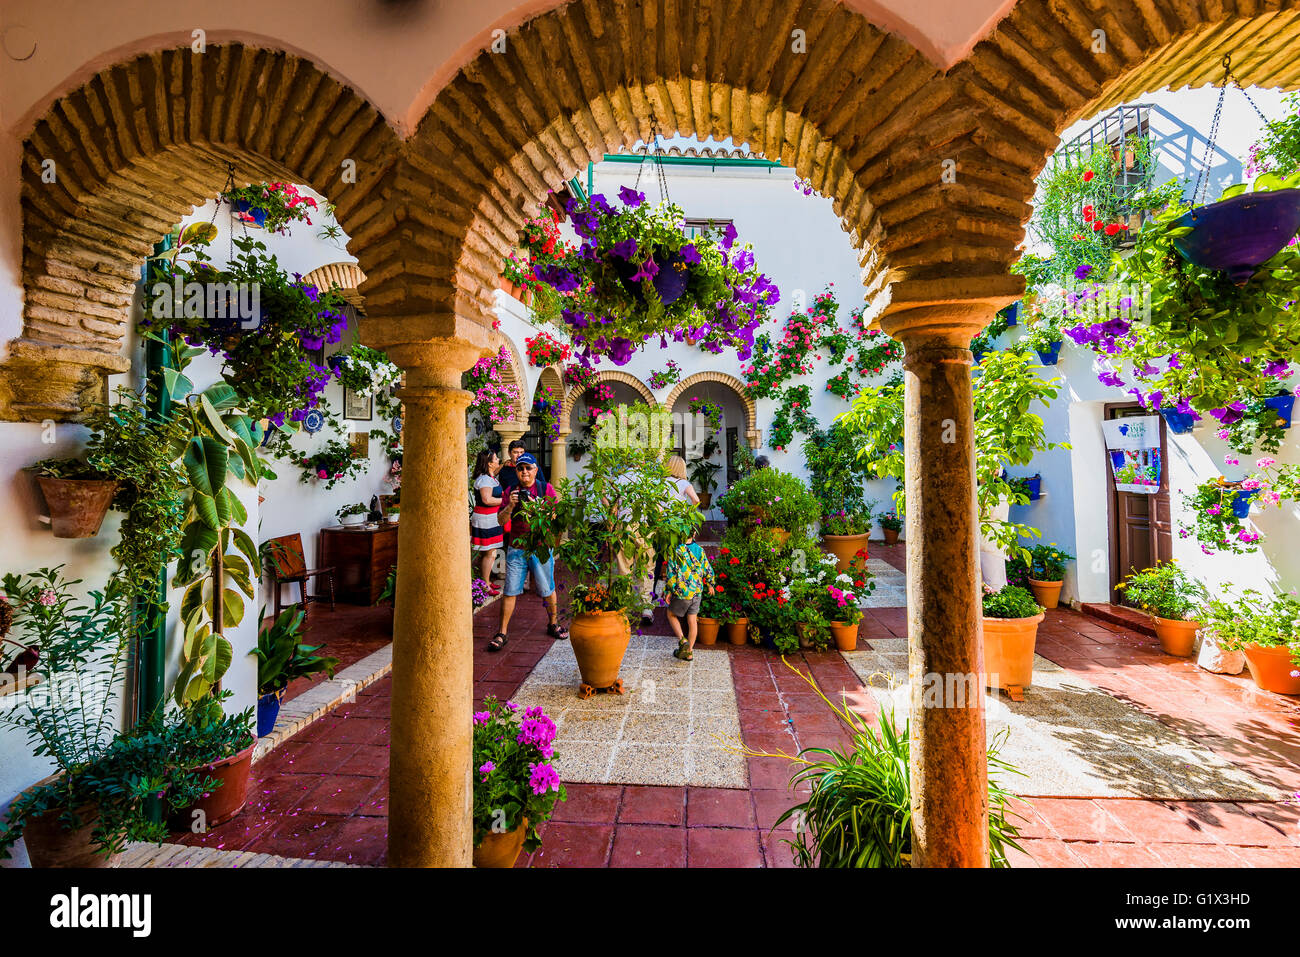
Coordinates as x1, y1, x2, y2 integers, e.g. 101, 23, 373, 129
725, 617, 750, 646
569, 610, 632, 690
830, 621, 859, 652
36, 476, 118, 539
1152, 616, 1200, 658
698, 492, 712, 510
1241, 643, 1300, 695
23, 804, 121, 868
822, 533, 869, 574
167, 742, 256, 832
982, 612, 1044, 691
883, 528, 900, 546
697, 617, 720, 646
1028, 578, 1063, 610
474, 819, 528, 868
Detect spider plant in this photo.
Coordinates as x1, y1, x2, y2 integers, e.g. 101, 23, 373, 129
755, 660, 1028, 867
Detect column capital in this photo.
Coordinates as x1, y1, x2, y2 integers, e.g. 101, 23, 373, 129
359, 314, 497, 389
869, 275, 1024, 345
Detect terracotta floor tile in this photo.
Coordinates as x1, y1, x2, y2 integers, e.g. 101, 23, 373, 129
1032, 798, 1136, 843
1147, 842, 1247, 867
687, 827, 763, 867
1227, 845, 1300, 866
1065, 840, 1164, 867
551, 783, 622, 824
687, 787, 756, 828
296, 774, 375, 816
528, 823, 614, 867
609, 825, 687, 867
1013, 838, 1082, 868
619, 786, 686, 825
1096, 801, 1219, 845
314, 816, 389, 866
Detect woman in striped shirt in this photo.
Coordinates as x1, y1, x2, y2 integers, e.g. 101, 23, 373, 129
471, 448, 503, 595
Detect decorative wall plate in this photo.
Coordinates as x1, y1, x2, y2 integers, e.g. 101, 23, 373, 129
392, 416, 403, 435
303, 408, 326, 434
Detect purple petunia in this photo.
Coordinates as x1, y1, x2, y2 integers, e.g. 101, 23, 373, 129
720, 222, 738, 250
618, 185, 645, 207
679, 243, 700, 265
611, 237, 638, 260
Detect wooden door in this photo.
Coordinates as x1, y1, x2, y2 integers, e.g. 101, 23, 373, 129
725, 427, 738, 488
1106, 403, 1173, 603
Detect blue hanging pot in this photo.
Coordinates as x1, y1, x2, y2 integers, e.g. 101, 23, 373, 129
1231, 489, 1255, 519
1171, 190, 1300, 284
1264, 393, 1295, 428
1035, 341, 1062, 365
235, 199, 268, 228
616, 250, 689, 306
1160, 407, 1197, 435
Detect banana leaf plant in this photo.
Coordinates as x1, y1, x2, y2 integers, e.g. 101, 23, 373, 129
159, 337, 275, 728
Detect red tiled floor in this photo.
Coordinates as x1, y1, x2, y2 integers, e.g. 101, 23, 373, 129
189, 551, 1299, 868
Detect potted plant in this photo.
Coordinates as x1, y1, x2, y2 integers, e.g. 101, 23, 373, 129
27, 458, 120, 539
385, 501, 402, 524
222, 181, 318, 233
714, 547, 751, 645
1027, 321, 1065, 365
749, 663, 1026, 867
820, 507, 873, 573
1026, 543, 1073, 609
1202, 590, 1300, 695
1116, 561, 1208, 658
1170, 172, 1300, 283
0, 568, 246, 867
301, 440, 367, 490
518, 411, 700, 693
823, 577, 866, 652
981, 584, 1045, 693
329, 344, 402, 398
524, 188, 780, 365
878, 510, 903, 546
688, 455, 722, 510
718, 466, 820, 544
337, 503, 369, 526
472, 696, 565, 867
524, 330, 571, 367
250, 607, 339, 737
697, 582, 729, 646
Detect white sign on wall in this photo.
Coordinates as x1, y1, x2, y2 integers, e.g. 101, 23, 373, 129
1101, 415, 1162, 494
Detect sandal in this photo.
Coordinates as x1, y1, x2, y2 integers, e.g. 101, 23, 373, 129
487, 632, 508, 652
546, 622, 569, 641
673, 638, 693, 661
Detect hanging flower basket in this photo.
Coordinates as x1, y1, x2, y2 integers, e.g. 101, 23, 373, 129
1034, 341, 1062, 365
524, 188, 779, 365
1160, 406, 1197, 434
1264, 392, 1295, 428
233, 199, 268, 228
1170, 185, 1300, 284
1231, 487, 1256, 519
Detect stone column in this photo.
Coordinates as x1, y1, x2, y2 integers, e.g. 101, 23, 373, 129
550, 429, 570, 483
495, 423, 527, 449
881, 298, 1003, 869
364, 322, 491, 869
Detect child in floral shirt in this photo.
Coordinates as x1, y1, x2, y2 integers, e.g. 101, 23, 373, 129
665, 534, 715, 661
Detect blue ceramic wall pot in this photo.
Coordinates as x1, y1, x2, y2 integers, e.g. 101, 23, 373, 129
1160, 407, 1197, 434
1035, 341, 1062, 365
1171, 190, 1300, 284
1231, 489, 1255, 519
1264, 393, 1295, 428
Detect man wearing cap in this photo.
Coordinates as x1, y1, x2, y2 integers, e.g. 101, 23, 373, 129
488, 453, 568, 651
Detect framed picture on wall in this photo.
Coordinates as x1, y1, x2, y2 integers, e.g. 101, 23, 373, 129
344, 388, 373, 421
348, 431, 371, 458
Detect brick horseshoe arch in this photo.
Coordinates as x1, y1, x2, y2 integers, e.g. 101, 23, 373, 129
662, 371, 757, 438
561, 369, 655, 426
2, 42, 402, 421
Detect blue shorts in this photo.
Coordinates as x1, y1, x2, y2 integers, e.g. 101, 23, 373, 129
504, 548, 556, 598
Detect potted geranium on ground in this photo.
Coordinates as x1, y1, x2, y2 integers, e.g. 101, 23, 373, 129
1202, 590, 1300, 695
697, 580, 729, 646
1026, 543, 1073, 609
472, 696, 566, 867
981, 584, 1045, 696
1117, 561, 1208, 658
878, 510, 903, 546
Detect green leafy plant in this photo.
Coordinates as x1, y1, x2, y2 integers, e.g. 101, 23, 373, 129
805, 420, 875, 522
250, 607, 338, 697
221, 181, 318, 233
1202, 589, 1300, 666
473, 696, 566, 852
753, 664, 1026, 867
717, 466, 821, 535
877, 510, 902, 532
1116, 561, 1207, 621
336, 503, 368, 521
299, 439, 367, 490
687, 455, 722, 496
330, 344, 401, 398
1027, 543, 1073, 582
982, 584, 1043, 620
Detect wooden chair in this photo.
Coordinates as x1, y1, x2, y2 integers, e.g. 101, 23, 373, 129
266, 534, 335, 617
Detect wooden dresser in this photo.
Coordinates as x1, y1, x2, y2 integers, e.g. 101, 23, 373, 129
319, 524, 398, 605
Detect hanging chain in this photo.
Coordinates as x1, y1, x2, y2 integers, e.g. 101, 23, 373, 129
1194, 55, 1270, 207
631, 109, 672, 206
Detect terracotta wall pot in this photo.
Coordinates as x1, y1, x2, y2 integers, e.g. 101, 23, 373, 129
822, 533, 869, 574
1027, 578, 1063, 610
883, 528, 900, 546
830, 621, 858, 651
473, 818, 528, 868
1152, 617, 1200, 658
37, 476, 118, 539
981, 613, 1044, 690
24, 805, 121, 868
167, 742, 256, 831
569, 610, 632, 689
725, 618, 750, 646
697, 617, 720, 646
1241, 644, 1300, 695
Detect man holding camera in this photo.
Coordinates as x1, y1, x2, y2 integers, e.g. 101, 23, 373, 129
488, 454, 568, 652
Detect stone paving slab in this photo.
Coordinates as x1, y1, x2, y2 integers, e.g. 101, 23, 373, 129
859, 558, 907, 608
511, 633, 748, 788
843, 637, 1282, 801
121, 842, 357, 867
